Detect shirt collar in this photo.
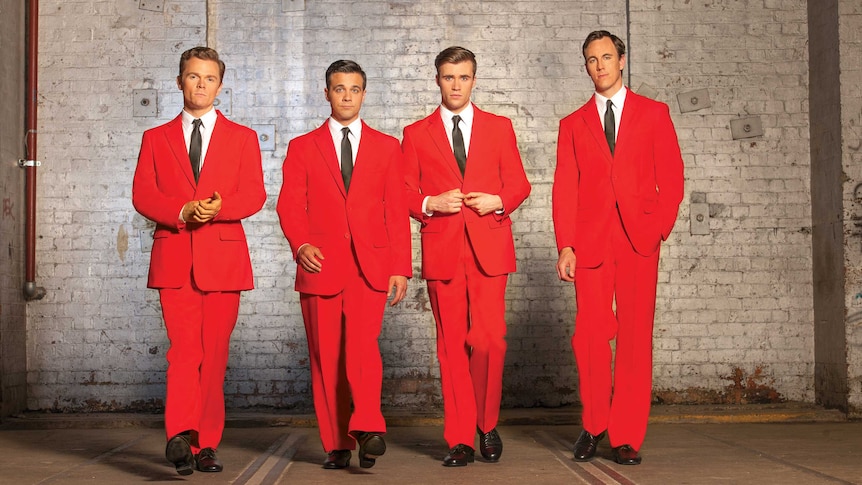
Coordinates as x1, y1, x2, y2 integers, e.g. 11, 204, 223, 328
328, 117, 362, 139
595, 86, 628, 112
440, 103, 474, 127
181, 107, 217, 129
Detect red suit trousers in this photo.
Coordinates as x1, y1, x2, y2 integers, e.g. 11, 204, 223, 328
159, 273, 240, 452
300, 251, 387, 452
427, 235, 508, 448
572, 210, 660, 451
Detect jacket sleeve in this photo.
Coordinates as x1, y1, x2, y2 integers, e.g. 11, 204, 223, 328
552, 117, 580, 253
276, 138, 310, 260
495, 118, 531, 218
401, 126, 431, 222
653, 104, 685, 240
383, 142, 413, 278
132, 130, 189, 230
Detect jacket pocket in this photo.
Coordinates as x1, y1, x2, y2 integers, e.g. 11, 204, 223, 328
219, 225, 246, 241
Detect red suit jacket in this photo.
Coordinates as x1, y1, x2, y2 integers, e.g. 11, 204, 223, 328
277, 121, 412, 293
402, 105, 531, 279
553, 91, 684, 263
132, 111, 266, 290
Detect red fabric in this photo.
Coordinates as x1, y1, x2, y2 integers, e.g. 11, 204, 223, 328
277, 122, 412, 295
427, 235, 508, 447
553, 91, 684, 450
160, 280, 239, 451
132, 110, 265, 451
299, 255, 388, 452
402, 105, 530, 447
402, 105, 531, 280
277, 121, 410, 451
133, 111, 266, 291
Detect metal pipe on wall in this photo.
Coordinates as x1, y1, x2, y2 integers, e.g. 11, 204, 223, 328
23, 0, 45, 300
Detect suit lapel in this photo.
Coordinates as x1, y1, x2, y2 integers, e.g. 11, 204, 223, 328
580, 96, 613, 164
353, 121, 375, 192
313, 122, 348, 198
615, 90, 641, 161
164, 114, 197, 188
426, 108, 463, 181
201, 111, 229, 187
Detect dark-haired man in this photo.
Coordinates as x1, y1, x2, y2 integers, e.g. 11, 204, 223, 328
402, 46, 531, 467
133, 46, 266, 475
553, 30, 684, 465
277, 60, 411, 470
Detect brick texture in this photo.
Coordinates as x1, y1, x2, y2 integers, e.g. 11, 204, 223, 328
23, 0, 826, 413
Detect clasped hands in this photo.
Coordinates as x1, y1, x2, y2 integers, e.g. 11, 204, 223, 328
182, 191, 222, 224
426, 188, 502, 216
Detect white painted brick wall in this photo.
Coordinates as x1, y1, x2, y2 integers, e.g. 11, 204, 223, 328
841, 0, 862, 414
26, 0, 819, 412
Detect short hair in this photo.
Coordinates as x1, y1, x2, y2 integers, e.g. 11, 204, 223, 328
178, 47, 226, 80
582, 30, 626, 61
435, 46, 477, 76
325, 60, 367, 90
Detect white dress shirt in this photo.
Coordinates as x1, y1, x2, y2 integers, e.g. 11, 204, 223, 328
181, 107, 218, 171
594, 85, 627, 140
328, 117, 362, 171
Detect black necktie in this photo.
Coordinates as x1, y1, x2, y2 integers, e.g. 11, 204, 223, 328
341, 127, 353, 192
189, 119, 202, 182
452, 115, 467, 176
604, 100, 615, 156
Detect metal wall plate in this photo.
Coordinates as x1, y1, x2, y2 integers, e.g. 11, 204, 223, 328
636, 83, 658, 100
282, 0, 305, 12
253, 124, 276, 151
140, 231, 153, 253
214, 88, 231, 116
690, 202, 710, 235
133, 89, 158, 117
139, 0, 164, 12
730, 116, 763, 140
678, 88, 711, 113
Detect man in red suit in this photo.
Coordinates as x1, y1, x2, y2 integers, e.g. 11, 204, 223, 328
277, 60, 412, 470
132, 47, 266, 475
402, 46, 531, 467
553, 31, 685, 465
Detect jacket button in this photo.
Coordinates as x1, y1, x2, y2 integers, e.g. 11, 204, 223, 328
344, 233, 350, 239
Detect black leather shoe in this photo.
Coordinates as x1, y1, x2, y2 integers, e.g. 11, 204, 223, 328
354, 432, 386, 469
165, 433, 195, 476
323, 450, 351, 469
612, 444, 642, 465
478, 427, 503, 462
443, 444, 475, 467
573, 429, 606, 461
196, 447, 223, 472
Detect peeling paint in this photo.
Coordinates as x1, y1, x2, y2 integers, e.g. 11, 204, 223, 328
654, 367, 783, 405
117, 224, 129, 261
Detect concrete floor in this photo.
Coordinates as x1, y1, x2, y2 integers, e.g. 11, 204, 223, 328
1, 404, 860, 484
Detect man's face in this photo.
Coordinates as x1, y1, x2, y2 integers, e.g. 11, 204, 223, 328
176, 57, 222, 117
584, 37, 625, 98
436, 61, 475, 114
325, 72, 366, 125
